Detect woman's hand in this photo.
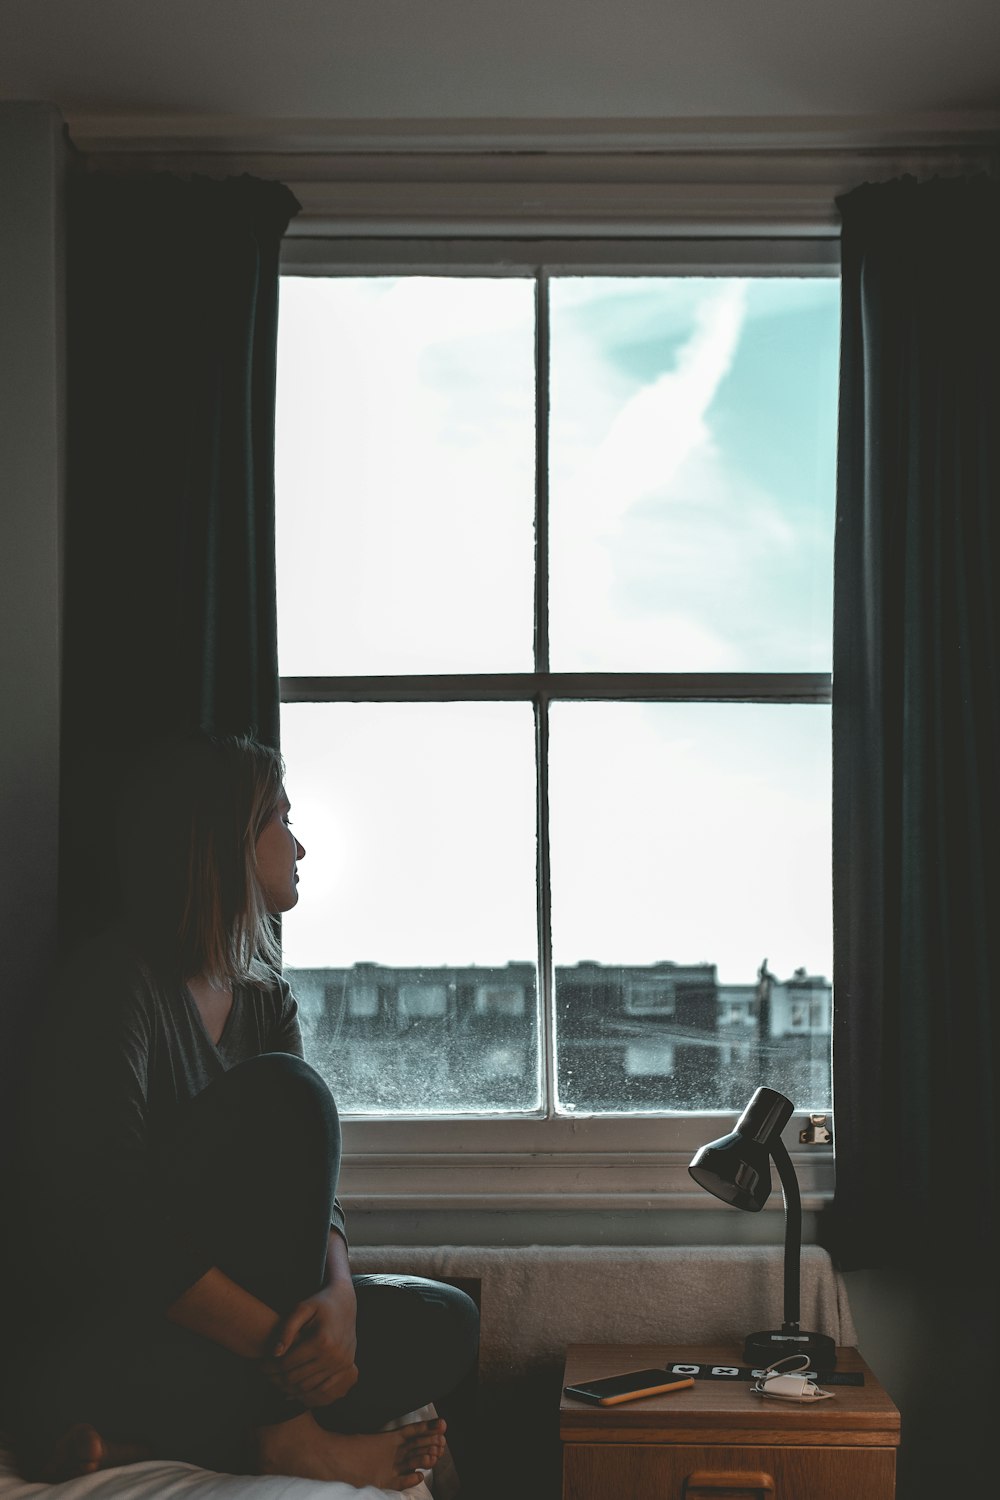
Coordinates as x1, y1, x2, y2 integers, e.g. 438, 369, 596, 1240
262, 1276, 359, 1407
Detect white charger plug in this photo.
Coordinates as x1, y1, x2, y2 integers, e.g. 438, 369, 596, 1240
762, 1372, 817, 1399
752, 1355, 835, 1402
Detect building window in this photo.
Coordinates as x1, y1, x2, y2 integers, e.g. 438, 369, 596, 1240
275, 245, 837, 1124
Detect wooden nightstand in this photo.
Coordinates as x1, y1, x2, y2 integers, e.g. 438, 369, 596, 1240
560, 1343, 900, 1499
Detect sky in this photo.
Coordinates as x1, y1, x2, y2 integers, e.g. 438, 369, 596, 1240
274, 273, 839, 983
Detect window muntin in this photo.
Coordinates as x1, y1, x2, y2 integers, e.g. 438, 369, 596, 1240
276, 253, 837, 1124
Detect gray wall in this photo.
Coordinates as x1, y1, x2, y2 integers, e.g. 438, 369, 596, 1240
0, 101, 65, 1132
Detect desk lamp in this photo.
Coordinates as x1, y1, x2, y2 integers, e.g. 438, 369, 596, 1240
688, 1086, 836, 1371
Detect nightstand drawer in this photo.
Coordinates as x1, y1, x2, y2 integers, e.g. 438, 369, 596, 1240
563, 1442, 896, 1500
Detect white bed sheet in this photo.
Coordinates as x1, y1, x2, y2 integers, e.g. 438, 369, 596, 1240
0, 1449, 433, 1500
0, 1408, 437, 1500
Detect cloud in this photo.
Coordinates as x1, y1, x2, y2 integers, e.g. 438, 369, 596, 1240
551, 280, 752, 669
593, 279, 748, 517
560, 280, 747, 532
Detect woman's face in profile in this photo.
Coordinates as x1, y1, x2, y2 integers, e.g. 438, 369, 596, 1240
255, 789, 305, 913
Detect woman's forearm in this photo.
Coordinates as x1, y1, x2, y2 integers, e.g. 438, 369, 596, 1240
324, 1227, 352, 1289
165, 1266, 280, 1360
168, 1230, 350, 1360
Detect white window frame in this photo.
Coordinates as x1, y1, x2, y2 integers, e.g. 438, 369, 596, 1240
278, 233, 839, 1216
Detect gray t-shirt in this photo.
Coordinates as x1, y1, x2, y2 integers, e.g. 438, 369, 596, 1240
25, 927, 346, 1307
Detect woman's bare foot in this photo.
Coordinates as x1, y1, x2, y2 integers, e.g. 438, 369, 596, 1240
258, 1412, 446, 1491
39, 1424, 151, 1481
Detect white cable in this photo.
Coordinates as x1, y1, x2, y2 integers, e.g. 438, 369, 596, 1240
751, 1352, 835, 1402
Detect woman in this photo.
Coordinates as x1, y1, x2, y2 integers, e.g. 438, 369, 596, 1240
10, 733, 478, 1490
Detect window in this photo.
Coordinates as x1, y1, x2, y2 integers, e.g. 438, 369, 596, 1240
274, 240, 837, 1201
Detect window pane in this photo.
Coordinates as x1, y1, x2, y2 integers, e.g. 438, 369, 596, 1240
549, 702, 832, 1112
276, 276, 536, 675
280, 701, 540, 1113
549, 277, 838, 671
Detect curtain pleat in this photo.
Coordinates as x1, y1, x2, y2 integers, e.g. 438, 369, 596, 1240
58, 171, 300, 954
827, 176, 1000, 1276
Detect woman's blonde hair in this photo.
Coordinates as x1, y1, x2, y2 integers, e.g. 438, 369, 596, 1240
118, 732, 285, 986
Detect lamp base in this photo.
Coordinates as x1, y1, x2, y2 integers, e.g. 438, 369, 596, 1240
743, 1328, 837, 1372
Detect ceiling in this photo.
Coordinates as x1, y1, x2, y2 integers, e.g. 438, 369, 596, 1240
2, 0, 999, 127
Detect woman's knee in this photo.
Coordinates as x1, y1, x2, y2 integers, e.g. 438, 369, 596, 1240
354, 1275, 479, 1380
227, 1050, 330, 1102
165, 1052, 340, 1173
217, 1053, 338, 1132
417, 1279, 479, 1365
440, 1282, 480, 1363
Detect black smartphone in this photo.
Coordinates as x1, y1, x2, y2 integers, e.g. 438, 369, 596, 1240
563, 1368, 696, 1406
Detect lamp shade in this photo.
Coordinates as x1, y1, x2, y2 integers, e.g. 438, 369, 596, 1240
688, 1133, 772, 1210
688, 1087, 793, 1211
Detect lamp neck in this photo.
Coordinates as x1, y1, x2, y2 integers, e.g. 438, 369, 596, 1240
771, 1136, 801, 1331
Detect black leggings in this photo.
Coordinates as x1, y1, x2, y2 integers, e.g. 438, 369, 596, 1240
14, 1054, 479, 1475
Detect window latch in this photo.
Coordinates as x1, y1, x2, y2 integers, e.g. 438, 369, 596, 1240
798, 1113, 831, 1145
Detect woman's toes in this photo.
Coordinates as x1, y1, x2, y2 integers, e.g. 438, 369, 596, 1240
43, 1423, 106, 1481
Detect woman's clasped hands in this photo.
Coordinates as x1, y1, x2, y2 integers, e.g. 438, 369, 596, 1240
262, 1276, 359, 1407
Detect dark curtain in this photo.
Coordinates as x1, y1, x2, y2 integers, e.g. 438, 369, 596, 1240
58, 171, 300, 953
827, 176, 1000, 1277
